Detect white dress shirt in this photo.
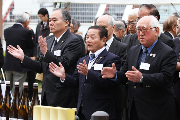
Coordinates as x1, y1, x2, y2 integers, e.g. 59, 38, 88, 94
105, 36, 114, 51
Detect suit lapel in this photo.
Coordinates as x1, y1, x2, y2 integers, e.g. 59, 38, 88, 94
133, 46, 142, 68
52, 29, 70, 51
47, 36, 55, 51
145, 40, 161, 64
91, 49, 107, 69
108, 39, 117, 54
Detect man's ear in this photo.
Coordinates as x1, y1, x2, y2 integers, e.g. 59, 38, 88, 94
155, 27, 159, 37
64, 20, 69, 27
172, 25, 176, 32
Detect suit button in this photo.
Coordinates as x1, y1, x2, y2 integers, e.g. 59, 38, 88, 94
134, 86, 136, 89
84, 83, 86, 85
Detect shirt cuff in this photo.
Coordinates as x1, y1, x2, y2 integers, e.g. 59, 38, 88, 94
60, 78, 65, 83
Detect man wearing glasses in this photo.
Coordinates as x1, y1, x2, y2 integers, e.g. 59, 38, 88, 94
122, 4, 175, 54
122, 9, 139, 46
101, 15, 176, 120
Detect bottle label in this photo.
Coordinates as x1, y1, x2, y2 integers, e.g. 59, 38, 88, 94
9, 118, 18, 120
17, 119, 24, 120
1, 117, 6, 120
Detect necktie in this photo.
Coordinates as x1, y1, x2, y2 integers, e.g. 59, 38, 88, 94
52, 39, 57, 51
139, 48, 148, 65
89, 54, 95, 61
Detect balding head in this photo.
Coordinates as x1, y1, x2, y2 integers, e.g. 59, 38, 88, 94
136, 16, 160, 47
96, 15, 115, 40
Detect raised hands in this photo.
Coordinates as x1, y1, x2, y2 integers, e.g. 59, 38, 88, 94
101, 63, 117, 78
49, 62, 66, 80
125, 66, 142, 82
38, 36, 47, 55
7, 45, 24, 61
77, 59, 89, 76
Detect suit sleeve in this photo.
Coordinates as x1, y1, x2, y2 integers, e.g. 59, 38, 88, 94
22, 55, 43, 73
43, 37, 81, 70
119, 43, 127, 66
142, 50, 177, 87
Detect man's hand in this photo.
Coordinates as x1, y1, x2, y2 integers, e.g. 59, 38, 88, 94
30, 56, 36, 60
38, 36, 47, 55
7, 45, 24, 61
125, 66, 142, 82
101, 63, 117, 78
77, 59, 89, 76
49, 62, 66, 80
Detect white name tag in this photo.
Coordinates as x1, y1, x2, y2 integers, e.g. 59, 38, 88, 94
140, 62, 150, 70
94, 64, 103, 70
54, 50, 61, 56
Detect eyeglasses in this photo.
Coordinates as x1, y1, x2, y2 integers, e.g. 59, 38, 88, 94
127, 22, 137, 26
136, 27, 156, 33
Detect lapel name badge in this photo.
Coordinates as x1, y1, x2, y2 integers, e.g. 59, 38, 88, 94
95, 57, 102, 63
94, 64, 103, 70
54, 50, 61, 56
150, 53, 156, 57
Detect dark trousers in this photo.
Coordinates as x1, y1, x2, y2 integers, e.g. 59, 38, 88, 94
27, 71, 35, 100
41, 93, 48, 106
77, 106, 87, 120
130, 101, 139, 120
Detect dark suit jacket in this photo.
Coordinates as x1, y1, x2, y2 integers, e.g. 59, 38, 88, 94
113, 33, 123, 42
22, 29, 81, 107
164, 31, 173, 39
62, 49, 121, 120
109, 38, 127, 66
75, 34, 85, 58
108, 38, 127, 113
3, 24, 34, 72
172, 37, 180, 104
117, 40, 176, 120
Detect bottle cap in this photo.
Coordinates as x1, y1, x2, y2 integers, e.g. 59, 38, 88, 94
5, 81, 10, 84
23, 82, 28, 86
15, 82, 19, 85
33, 83, 38, 86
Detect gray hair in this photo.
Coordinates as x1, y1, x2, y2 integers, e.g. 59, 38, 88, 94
72, 18, 80, 28
16, 12, 29, 23
137, 16, 161, 36
114, 21, 125, 32
108, 15, 115, 27
53, 8, 71, 26
128, 8, 139, 17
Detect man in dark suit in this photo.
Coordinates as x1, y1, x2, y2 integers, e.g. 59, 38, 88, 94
7, 9, 82, 107
49, 26, 121, 120
123, 4, 175, 53
96, 14, 127, 120
113, 21, 125, 42
70, 18, 85, 57
163, 16, 178, 39
102, 16, 176, 120
3, 12, 34, 96
172, 37, 180, 119
36, 8, 50, 57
